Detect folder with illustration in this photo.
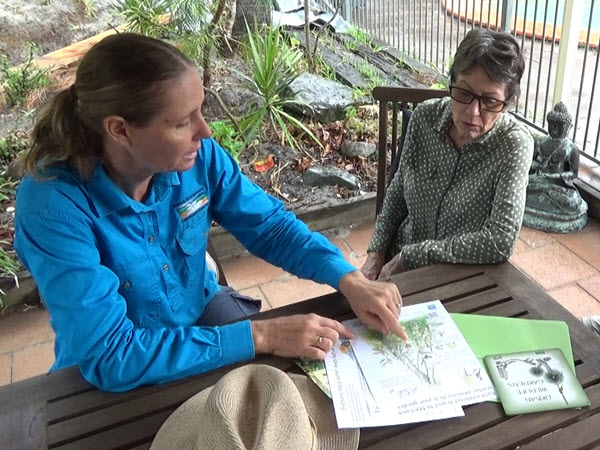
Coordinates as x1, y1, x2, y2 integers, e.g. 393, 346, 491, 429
450, 313, 575, 372
450, 312, 590, 413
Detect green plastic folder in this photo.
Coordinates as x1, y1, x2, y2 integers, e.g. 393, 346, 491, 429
450, 313, 575, 372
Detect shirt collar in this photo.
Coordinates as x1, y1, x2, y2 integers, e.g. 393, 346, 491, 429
434, 96, 508, 148
87, 165, 180, 217
434, 97, 454, 135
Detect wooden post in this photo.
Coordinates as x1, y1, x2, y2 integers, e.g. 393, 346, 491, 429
343, 0, 351, 21
553, 0, 585, 105
500, 0, 514, 33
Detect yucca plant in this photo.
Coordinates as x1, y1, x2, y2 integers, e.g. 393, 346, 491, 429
117, 0, 171, 38
239, 21, 322, 149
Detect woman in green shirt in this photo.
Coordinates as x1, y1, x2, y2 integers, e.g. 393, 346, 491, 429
362, 28, 534, 280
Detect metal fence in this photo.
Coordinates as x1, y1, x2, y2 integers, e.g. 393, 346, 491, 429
315, 0, 600, 164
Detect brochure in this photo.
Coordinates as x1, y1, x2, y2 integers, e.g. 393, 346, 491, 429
324, 338, 464, 428
484, 348, 590, 415
324, 300, 497, 428
347, 300, 498, 410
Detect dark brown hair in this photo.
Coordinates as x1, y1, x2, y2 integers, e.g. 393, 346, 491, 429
25, 33, 194, 179
450, 28, 525, 101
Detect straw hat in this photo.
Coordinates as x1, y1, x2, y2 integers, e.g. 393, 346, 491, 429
150, 364, 359, 450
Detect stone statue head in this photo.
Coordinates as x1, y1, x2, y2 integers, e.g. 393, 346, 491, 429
546, 102, 572, 140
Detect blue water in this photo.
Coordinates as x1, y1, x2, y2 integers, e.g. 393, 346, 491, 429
512, 0, 599, 31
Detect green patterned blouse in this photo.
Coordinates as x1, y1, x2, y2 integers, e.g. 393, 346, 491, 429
368, 97, 534, 269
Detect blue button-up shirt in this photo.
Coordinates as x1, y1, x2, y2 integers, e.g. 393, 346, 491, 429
14, 138, 356, 391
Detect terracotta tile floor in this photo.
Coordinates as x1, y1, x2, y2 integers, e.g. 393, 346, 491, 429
2, 218, 600, 387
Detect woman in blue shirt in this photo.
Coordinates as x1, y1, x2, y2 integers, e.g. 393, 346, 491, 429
14, 33, 406, 392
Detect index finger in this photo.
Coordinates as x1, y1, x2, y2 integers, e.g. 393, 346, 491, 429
319, 317, 355, 340
378, 306, 409, 341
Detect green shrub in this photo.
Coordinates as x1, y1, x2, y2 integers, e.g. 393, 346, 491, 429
77, 0, 97, 18
345, 106, 358, 120
0, 175, 17, 204
344, 106, 379, 141
315, 55, 337, 81
0, 113, 31, 202
346, 26, 384, 52
428, 56, 452, 90
0, 128, 29, 165
116, 0, 212, 62
210, 120, 245, 160
0, 43, 51, 107
178, 33, 211, 64
347, 25, 373, 47
0, 245, 20, 298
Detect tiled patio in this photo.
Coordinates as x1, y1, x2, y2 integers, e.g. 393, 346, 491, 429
1, 218, 600, 388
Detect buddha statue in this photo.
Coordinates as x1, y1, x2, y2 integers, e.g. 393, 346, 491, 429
523, 102, 588, 233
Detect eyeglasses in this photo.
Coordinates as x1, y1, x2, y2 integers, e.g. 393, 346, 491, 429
449, 86, 508, 113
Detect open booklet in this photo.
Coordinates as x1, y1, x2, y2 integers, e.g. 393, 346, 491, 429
323, 300, 497, 428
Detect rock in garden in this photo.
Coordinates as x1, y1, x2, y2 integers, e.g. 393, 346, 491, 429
303, 166, 360, 190
340, 141, 376, 158
0, 0, 121, 65
285, 73, 364, 123
202, 85, 264, 120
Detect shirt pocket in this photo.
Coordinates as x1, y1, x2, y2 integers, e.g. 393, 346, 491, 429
113, 256, 161, 327
175, 206, 210, 287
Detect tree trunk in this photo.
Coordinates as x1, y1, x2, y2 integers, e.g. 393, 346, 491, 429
231, 0, 272, 41
304, 0, 314, 72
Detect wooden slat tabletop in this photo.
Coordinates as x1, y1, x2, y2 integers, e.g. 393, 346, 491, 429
1, 262, 599, 450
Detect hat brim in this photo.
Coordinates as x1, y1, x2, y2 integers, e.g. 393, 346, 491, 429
289, 373, 359, 450
150, 383, 214, 450
151, 369, 359, 450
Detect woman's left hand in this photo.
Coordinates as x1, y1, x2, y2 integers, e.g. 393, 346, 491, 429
378, 252, 408, 280
338, 271, 408, 340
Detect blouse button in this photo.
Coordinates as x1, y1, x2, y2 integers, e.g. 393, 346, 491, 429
148, 235, 156, 243
122, 281, 132, 290
163, 264, 169, 271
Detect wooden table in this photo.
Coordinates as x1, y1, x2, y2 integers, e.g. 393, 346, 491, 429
2, 262, 600, 450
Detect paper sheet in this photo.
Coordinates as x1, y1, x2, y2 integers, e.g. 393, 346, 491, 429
348, 301, 497, 411
325, 338, 464, 428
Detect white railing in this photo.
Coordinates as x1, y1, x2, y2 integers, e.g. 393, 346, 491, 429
313, 0, 600, 164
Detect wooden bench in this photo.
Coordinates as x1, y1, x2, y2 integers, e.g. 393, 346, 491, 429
2, 262, 599, 448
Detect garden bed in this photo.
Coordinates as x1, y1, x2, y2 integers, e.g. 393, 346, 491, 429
0, 1, 438, 313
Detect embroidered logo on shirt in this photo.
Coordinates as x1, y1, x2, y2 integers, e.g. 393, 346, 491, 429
176, 193, 208, 220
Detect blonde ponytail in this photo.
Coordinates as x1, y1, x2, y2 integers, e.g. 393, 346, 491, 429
23, 33, 194, 180
25, 86, 102, 179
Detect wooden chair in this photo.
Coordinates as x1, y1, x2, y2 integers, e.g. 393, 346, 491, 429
373, 86, 449, 216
